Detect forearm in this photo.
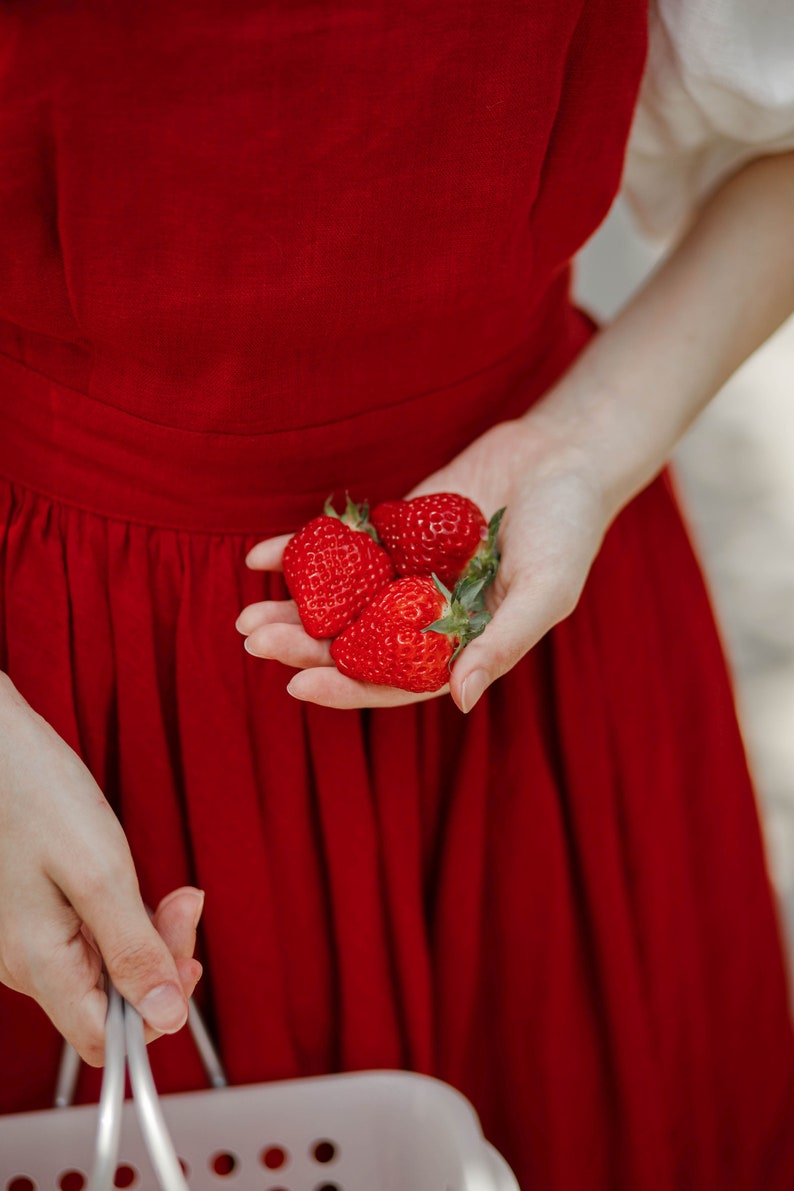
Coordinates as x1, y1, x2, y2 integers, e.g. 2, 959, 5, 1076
530, 150, 794, 520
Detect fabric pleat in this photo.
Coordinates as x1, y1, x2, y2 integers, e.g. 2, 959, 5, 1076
1, 465, 793, 1188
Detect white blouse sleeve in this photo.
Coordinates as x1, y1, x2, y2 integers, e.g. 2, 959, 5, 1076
622, 0, 794, 239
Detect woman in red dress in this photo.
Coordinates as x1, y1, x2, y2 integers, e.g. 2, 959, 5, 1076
0, 2, 793, 1187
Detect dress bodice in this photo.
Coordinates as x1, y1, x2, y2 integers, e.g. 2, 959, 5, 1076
0, 0, 646, 436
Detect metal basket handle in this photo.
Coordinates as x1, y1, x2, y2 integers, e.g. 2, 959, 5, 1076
88, 984, 126, 1191
122, 995, 190, 1191
55, 983, 229, 1191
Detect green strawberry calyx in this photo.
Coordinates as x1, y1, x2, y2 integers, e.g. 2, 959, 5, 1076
323, 492, 381, 543
423, 573, 492, 664
464, 506, 506, 587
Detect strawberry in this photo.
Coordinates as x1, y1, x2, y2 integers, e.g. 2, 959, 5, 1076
283, 495, 395, 639
330, 574, 491, 693
370, 493, 505, 589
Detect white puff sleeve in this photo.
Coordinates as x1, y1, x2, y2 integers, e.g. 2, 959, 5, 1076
623, 0, 794, 238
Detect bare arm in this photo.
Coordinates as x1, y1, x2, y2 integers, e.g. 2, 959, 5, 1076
537, 150, 794, 521
240, 150, 794, 711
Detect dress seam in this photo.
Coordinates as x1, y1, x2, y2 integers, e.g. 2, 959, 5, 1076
0, 471, 266, 539
0, 323, 552, 441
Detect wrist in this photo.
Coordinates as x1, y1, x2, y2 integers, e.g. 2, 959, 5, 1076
525, 150, 794, 532
520, 366, 663, 529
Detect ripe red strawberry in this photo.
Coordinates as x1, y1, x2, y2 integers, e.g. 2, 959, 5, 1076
370, 493, 505, 589
330, 575, 491, 693
283, 496, 395, 639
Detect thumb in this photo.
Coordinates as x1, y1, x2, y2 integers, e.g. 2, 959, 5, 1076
450, 573, 577, 713
64, 865, 191, 1036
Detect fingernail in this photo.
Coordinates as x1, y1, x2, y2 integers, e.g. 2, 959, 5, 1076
243, 637, 259, 656
137, 983, 189, 1033
461, 669, 489, 714
191, 889, 205, 930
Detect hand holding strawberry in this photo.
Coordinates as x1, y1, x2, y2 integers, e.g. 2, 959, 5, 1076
240, 489, 500, 694
238, 409, 610, 712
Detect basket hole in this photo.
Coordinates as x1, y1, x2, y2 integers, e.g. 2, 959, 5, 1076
315, 1184, 341, 1191
7, 1179, 36, 1191
261, 1146, 288, 1170
210, 1152, 238, 1176
179, 1159, 190, 1177
58, 1174, 86, 1191
113, 1167, 137, 1189
311, 1138, 338, 1167
312, 1141, 337, 1165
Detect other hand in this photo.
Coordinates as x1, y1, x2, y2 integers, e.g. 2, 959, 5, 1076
235, 412, 609, 705
0, 675, 204, 1065
237, 413, 610, 712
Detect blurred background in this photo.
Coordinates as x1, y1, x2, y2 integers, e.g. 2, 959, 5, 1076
576, 199, 794, 982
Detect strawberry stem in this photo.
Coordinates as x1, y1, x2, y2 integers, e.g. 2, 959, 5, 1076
423, 571, 492, 663
323, 492, 381, 542
465, 505, 505, 587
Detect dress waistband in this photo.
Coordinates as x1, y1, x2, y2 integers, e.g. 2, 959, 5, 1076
0, 306, 591, 536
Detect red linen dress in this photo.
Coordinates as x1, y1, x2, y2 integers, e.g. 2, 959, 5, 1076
1, 2, 793, 1187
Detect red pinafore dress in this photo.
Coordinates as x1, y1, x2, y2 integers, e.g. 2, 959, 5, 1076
0, 2, 793, 1187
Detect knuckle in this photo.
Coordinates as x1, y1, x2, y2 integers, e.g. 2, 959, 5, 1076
550, 569, 584, 621
557, 582, 583, 621
0, 930, 32, 988
244, 629, 267, 657
78, 1032, 106, 1068
494, 642, 524, 678
72, 851, 132, 903
104, 936, 167, 989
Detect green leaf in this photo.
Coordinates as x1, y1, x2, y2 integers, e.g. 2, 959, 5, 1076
487, 506, 506, 547
431, 572, 453, 603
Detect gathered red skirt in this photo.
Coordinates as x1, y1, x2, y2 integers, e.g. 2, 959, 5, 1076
0, 340, 792, 1190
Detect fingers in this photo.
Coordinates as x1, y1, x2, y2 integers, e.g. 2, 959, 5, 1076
286, 667, 449, 709
235, 599, 301, 635
70, 888, 204, 1061
142, 950, 203, 1049
241, 629, 449, 706
245, 624, 334, 669
236, 600, 334, 668
0, 877, 113, 1066
245, 534, 292, 571
152, 886, 205, 962
449, 565, 582, 712
53, 838, 195, 1044
148, 885, 205, 1040
0, 881, 204, 1066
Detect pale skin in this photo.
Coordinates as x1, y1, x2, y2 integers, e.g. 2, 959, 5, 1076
0, 149, 793, 1066
238, 150, 794, 711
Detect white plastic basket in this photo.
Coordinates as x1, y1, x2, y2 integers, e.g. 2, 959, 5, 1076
0, 988, 518, 1191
